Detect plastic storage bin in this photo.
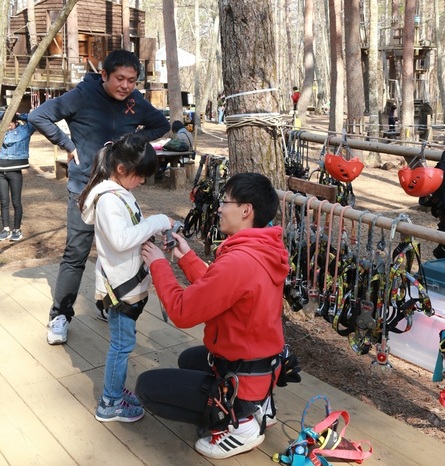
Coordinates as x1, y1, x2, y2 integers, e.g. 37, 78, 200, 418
390, 259, 445, 372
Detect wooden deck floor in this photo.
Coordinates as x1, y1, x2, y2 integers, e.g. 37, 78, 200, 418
0, 260, 444, 465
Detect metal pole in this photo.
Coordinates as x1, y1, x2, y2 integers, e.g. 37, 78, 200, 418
291, 130, 444, 161
277, 190, 445, 245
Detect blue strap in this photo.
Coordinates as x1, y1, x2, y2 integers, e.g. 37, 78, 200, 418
433, 351, 443, 382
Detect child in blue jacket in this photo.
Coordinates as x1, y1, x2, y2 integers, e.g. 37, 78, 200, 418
0, 111, 35, 241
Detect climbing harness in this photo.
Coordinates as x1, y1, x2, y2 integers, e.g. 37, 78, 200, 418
272, 395, 372, 466
94, 190, 149, 320
285, 130, 310, 179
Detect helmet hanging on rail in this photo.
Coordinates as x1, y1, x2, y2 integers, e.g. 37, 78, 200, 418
324, 153, 364, 182
398, 166, 443, 197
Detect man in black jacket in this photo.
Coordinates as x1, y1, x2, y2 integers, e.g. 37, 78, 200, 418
29, 50, 170, 345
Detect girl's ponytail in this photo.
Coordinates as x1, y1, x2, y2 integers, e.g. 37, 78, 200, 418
78, 143, 113, 211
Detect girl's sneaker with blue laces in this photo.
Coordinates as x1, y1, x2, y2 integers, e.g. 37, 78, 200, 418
95, 397, 144, 423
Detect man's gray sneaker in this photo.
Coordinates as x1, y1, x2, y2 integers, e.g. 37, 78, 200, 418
47, 315, 68, 345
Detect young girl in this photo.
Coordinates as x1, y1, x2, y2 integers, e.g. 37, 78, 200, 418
78, 133, 173, 423
0, 111, 35, 241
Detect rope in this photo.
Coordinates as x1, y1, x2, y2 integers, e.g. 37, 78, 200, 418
225, 112, 283, 130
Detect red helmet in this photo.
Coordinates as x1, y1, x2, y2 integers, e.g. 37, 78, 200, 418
324, 153, 364, 182
398, 166, 444, 197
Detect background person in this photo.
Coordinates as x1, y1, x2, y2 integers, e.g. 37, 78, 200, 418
388, 104, 398, 131
135, 172, 289, 460
156, 120, 194, 179
217, 93, 226, 124
29, 49, 170, 345
78, 133, 173, 423
0, 111, 35, 241
171, 119, 194, 151
291, 86, 301, 111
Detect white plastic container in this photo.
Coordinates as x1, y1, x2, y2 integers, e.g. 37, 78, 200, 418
390, 290, 445, 372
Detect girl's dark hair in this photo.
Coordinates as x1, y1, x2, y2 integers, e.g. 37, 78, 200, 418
224, 172, 279, 228
102, 49, 141, 77
78, 133, 156, 211
171, 120, 185, 133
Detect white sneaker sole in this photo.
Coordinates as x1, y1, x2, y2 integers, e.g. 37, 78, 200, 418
195, 433, 265, 459
95, 410, 145, 423
47, 334, 67, 345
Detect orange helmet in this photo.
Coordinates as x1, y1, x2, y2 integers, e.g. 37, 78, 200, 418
398, 166, 444, 197
324, 153, 364, 182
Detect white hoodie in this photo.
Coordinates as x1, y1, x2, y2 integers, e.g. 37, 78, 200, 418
81, 179, 171, 304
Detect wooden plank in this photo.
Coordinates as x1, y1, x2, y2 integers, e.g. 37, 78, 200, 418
286, 176, 337, 203
0, 373, 76, 466
0, 326, 145, 466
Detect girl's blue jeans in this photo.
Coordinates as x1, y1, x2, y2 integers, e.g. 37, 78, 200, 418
102, 307, 137, 403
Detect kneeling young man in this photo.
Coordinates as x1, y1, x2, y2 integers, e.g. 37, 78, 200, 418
136, 172, 289, 460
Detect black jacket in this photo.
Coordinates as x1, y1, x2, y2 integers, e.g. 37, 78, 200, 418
29, 73, 170, 192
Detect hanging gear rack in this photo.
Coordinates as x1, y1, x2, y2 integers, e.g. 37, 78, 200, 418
279, 191, 438, 359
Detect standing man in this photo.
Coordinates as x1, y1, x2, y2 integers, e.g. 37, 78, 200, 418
29, 50, 170, 345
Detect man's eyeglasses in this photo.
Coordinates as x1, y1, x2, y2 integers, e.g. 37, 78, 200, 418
219, 200, 240, 207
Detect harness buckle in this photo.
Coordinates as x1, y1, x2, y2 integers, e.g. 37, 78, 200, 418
223, 373, 239, 428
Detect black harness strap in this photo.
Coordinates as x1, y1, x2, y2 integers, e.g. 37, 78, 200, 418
102, 263, 148, 310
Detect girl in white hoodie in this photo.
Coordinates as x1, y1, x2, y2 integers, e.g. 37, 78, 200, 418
79, 133, 172, 423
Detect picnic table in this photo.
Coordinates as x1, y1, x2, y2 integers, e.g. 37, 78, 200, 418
55, 150, 195, 190
156, 150, 193, 167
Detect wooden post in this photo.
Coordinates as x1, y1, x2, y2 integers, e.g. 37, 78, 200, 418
170, 167, 187, 190
184, 161, 195, 181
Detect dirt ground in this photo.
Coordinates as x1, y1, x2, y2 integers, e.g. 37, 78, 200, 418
1, 117, 445, 444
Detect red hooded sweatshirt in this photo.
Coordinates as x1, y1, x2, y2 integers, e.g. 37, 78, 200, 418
150, 225, 289, 400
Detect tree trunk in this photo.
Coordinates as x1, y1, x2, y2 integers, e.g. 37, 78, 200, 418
328, 0, 344, 133
401, 0, 415, 142
67, 4, 79, 89
197, 11, 220, 144
0, 0, 9, 105
194, 0, 202, 132
27, 0, 38, 53
0, 0, 80, 142
344, 0, 365, 134
122, 0, 131, 51
163, 0, 183, 124
218, 0, 285, 189
434, 0, 445, 122
365, 0, 382, 167
297, 0, 314, 127
284, 0, 293, 111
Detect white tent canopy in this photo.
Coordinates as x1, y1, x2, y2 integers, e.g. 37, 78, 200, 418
155, 46, 196, 83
